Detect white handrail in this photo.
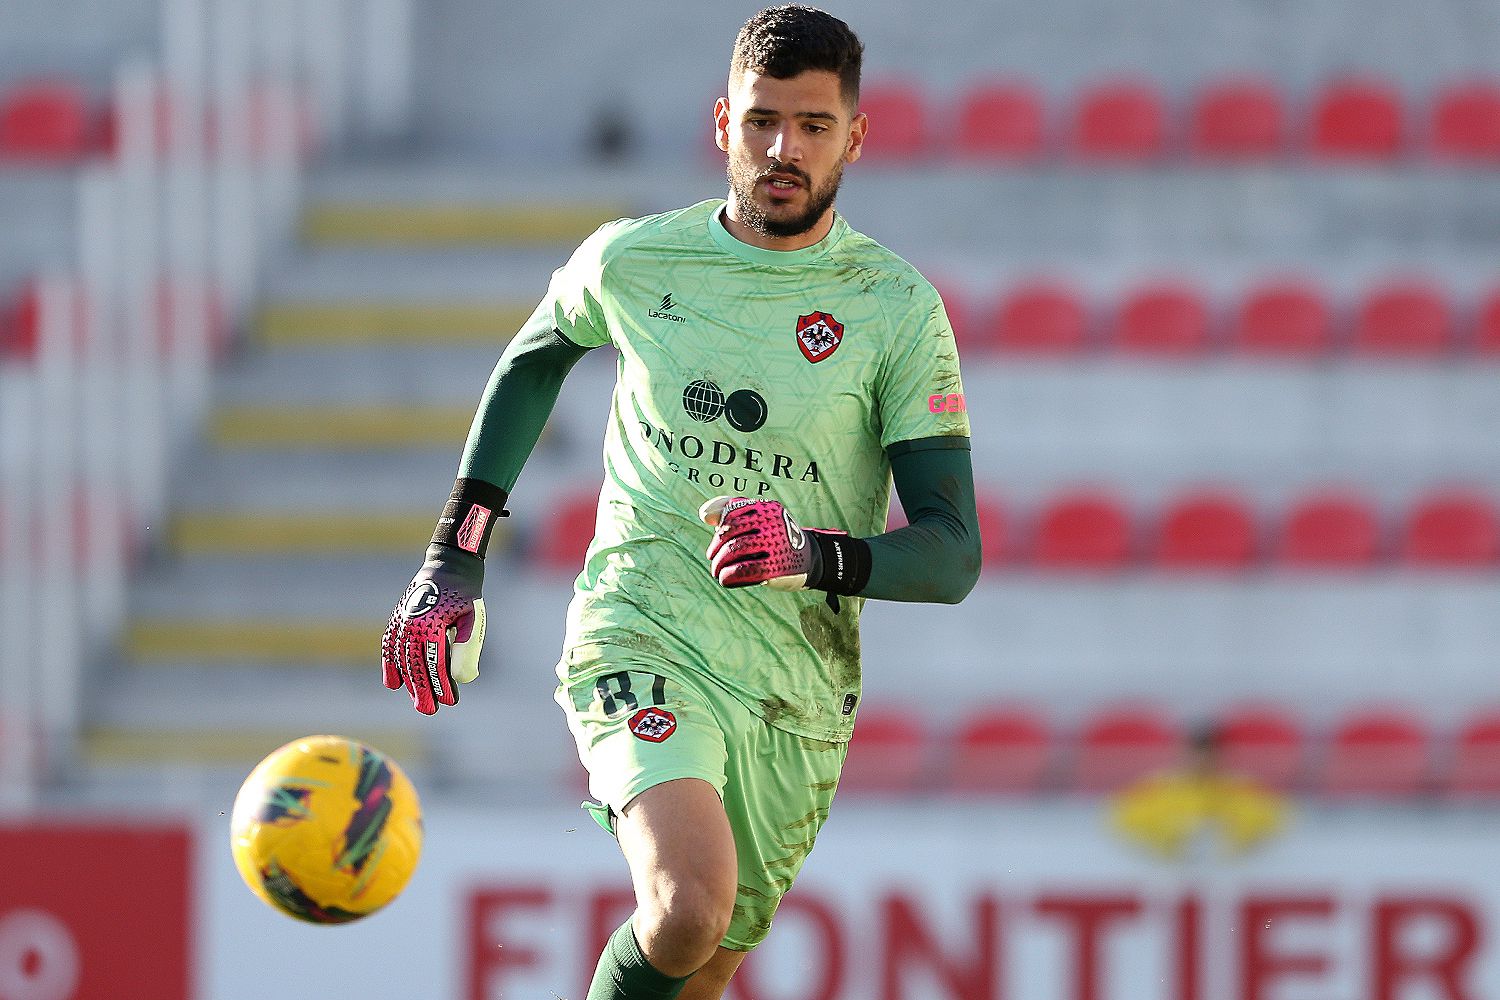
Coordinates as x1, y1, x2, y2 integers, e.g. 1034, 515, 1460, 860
0, 0, 415, 810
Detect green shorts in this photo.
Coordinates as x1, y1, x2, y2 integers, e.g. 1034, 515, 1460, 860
555, 659, 847, 951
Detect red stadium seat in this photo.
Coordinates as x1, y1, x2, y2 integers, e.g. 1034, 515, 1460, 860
1231, 282, 1333, 357
1074, 705, 1185, 793
1071, 80, 1168, 162
1215, 705, 1306, 791
975, 491, 1007, 570
955, 81, 1045, 161
1153, 492, 1257, 568
0, 80, 94, 162
991, 282, 1089, 354
1111, 284, 1212, 356
1310, 79, 1404, 159
534, 487, 600, 571
1277, 492, 1381, 568
1352, 282, 1454, 356
857, 81, 927, 162
1477, 289, 1500, 357
1429, 82, 1500, 162
1189, 79, 1286, 160
1400, 491, 1500, 567
949, 707, 1051, 793
1445, 710, 1500, 798
1032, 491, 1132, 569
1321, 709, 1431, 797
2, 277, 90, 359
839, 708, 927, 793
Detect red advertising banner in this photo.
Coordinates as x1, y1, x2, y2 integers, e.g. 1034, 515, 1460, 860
0, 822, 192, 1000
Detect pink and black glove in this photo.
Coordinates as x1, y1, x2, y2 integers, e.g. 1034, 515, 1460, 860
699, 496, 871, 598
382, 479, 505, 715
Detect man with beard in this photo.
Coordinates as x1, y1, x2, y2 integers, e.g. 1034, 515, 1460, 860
380, 6, 981, 998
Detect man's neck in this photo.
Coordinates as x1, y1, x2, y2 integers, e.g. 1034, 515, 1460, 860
720, 198, 836, 252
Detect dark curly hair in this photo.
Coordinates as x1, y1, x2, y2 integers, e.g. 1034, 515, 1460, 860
730, 5, 864, 110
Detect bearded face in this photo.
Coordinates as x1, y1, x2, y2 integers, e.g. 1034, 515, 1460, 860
715, 69, 865, 250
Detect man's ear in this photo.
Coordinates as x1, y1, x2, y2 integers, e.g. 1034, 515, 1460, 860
845, 111, 868, 163
714, 96, 731, 153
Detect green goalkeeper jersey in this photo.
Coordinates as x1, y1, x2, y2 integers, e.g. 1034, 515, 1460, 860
537, 199, 970, 742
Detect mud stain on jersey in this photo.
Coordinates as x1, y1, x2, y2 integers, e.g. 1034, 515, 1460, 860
799, 603, 861, 691
758, 695, 800, 726
611, 630, 672, 658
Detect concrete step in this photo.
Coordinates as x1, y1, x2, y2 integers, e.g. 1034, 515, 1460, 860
122, 557, 574, 628
259, 247, 562, 301
299, 200, 630, 248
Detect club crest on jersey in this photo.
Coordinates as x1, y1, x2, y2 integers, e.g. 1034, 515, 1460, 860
629, 707, 677, 743
796, 311, 844, 363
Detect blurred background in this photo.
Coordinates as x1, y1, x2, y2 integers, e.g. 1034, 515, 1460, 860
1, 0, 1498, 997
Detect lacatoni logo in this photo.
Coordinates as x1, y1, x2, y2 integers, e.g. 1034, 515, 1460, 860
928, 392, 967, 414
648, 292, 686, 323
629, 708, 677, 742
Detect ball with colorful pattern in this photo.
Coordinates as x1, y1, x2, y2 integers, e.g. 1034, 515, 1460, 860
230, 735, 423, 923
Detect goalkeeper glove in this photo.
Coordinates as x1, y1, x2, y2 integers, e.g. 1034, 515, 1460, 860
382, 479, 505, 715
699, 496, 871, 597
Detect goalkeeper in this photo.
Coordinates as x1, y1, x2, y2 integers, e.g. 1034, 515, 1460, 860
381, 6, 981, 998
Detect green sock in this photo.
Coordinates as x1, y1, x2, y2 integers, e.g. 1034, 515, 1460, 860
586, 919, 691, 1000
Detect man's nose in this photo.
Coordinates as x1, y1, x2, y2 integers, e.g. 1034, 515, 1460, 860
767, 127, 800, 163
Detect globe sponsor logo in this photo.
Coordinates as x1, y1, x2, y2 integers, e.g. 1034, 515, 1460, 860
682, 379, 768, 432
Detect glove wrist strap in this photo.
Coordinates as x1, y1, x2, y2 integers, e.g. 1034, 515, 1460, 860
808, 531, 872, 596
431, 477, 510, 558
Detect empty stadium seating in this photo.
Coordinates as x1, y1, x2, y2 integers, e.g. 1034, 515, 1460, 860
1320, 709, 1432, 797
1189, 79, 1286, 161
953, 278, 1500, 360
955, 81, 1046, 161
0, 79, 95, 162
1110, 284, 1211, 355
855, 488, 1499, 572
1445, 710, 1500, 798
989, 282, 1089, 354
1152, 492, 1257, 568
836, 709, 927, 793
533, 487, 600, 571
822, 704, 1500, 799
1310, 79, 1406, 160
1352, 281, 1455, 356
1429, 82, 1500, 162
700, 75, 1500, 165
1071, 79, 1168, 162
856, 81, 928, 162
1073, 705, 1185, 793
948, 707, 1052, 793
1400, 492, 1500, 567
1276, 492, 1381, 568
1031, 491, 1133, 569
1214, 704, 1306, 792
1230, 282, 1333, 358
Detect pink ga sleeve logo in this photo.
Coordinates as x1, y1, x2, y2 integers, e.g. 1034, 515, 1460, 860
928, 393, 967, 414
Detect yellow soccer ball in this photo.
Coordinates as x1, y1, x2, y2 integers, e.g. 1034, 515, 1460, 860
230, 735, 423, 923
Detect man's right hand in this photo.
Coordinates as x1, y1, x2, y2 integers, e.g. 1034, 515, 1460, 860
381, 544, 486, 715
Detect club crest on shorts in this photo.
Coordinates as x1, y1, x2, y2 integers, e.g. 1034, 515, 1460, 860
796, 311, 844, 363
629, 707, 677, 743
